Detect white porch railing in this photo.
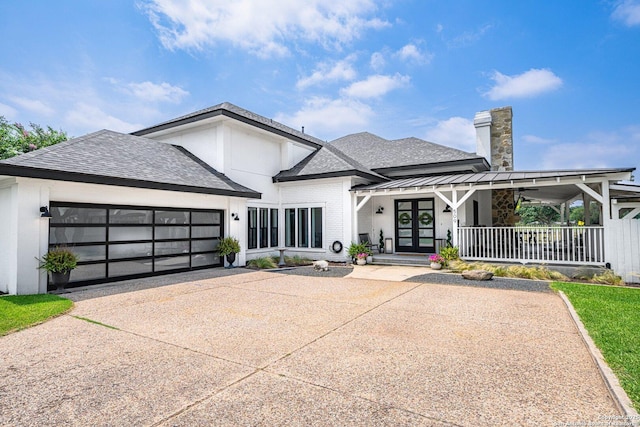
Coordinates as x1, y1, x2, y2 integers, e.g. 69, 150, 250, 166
458, 226, 605, 265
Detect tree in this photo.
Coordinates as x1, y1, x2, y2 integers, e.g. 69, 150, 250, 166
569, 203, 601, 224
516, 205, 560, 225
0, 116, 68, 160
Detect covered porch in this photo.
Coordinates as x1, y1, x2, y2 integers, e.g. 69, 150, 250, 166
352, 168, 635, 272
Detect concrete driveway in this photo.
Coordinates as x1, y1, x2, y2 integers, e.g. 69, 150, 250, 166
0, 270, 619, 426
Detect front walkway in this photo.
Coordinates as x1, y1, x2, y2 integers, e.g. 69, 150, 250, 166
0, 270, 619, 426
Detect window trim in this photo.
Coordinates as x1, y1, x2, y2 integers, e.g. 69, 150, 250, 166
283, 204, 325, 250
247, 205, 280, 250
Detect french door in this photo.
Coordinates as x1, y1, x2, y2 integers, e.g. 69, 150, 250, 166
395, 199, 436, 253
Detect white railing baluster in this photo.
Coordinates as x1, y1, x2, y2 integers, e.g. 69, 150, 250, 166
457, 225, 605, 266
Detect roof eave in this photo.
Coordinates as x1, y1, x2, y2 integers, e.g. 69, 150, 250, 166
0, 165, 262, 199
273, 170, 387, 183
372, 157, 489, 175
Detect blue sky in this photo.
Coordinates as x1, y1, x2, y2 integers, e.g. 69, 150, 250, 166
1, 1, 639, 172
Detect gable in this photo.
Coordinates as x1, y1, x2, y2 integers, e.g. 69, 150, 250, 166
330, 132, 488, 175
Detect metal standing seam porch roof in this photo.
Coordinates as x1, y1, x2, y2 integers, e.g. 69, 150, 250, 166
353, 168, 636, 204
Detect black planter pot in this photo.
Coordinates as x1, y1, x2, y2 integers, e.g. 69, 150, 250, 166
51, 270, 71, 292
225, 252, 236, 268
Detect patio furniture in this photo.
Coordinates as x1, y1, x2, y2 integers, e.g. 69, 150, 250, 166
358, 233, 380, 253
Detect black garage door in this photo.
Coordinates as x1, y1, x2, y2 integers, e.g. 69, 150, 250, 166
48, 202, 224, 288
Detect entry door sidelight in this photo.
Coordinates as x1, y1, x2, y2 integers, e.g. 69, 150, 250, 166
395, 199, 435, 253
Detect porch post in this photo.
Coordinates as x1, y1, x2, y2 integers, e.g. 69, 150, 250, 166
583, 193, 591, 226
601, 179, 612, 266
452, 190, 459, 247
352, 193, 358, 243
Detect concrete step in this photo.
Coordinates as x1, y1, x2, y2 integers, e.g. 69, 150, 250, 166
371, 254, 431, 266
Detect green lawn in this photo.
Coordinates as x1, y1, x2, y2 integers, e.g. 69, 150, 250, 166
0, 294, 73, 336
552, 282, 640, 411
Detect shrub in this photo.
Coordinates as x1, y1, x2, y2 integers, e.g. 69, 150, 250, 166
439, 246, 459, 261
288, 255, 312, 266
347, 242, 371, 259
592, 269, 623, 286
217, 236, 240, 256
247, 257, 277, 269
38, 247, 78, 273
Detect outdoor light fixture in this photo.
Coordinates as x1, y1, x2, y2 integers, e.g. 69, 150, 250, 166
442, 205, 451, 213
375, 206, 384, 214
231, 213, 240, 221
40, 206, 53, 218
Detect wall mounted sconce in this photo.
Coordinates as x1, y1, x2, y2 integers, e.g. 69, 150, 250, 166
375, 206, 384, 214
231, 213, 240, 221
442, 205, 451, 213
40, 206, 53, 218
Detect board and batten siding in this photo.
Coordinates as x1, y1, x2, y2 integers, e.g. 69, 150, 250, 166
608, 219, 640, 284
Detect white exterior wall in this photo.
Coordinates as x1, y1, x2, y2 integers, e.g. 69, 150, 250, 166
607, 219, 640, 284
2, 177, 247, 294
277, 178, 353, 262
366, 194, 452, 253
150, 120, 315, 205
0, 181, 17, 294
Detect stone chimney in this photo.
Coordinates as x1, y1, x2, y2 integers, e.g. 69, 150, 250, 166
474, 106, 518, 226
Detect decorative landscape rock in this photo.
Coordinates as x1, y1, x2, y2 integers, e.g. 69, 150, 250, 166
313, 260, 329, 271
462, 270, 494, 281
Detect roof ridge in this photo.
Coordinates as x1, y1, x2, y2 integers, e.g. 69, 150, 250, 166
132, 102, 325, 147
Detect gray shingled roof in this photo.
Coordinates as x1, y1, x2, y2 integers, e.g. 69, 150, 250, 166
330, 132, 484, 170
132, 102, 325, 148
0, 130, 261, 198
273, 143, 387, 182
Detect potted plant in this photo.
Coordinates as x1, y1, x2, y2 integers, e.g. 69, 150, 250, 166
218, 236, 241, 268
347, 242, 371, 264
428, 254, 445, 270
39, 246, 78, 291
356, 252, 368, 265
379, 230, 385, 254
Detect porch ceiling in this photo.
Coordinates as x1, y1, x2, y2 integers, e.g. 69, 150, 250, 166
353, 168, 635, 205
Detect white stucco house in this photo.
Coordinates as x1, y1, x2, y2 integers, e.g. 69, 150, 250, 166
1, 102, 638, 294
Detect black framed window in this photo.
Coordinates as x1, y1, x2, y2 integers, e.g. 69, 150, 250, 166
259, 208, 269, 248
284, 207, 323, 249
311, 207, 323, 248
285, 208, 296, 247
248, 207, 258, 249
48, 202, 223, 288
298, 208, 309, 248
270, 209, 279, 247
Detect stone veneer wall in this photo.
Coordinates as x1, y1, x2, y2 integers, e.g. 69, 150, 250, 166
490, 107, 519, 226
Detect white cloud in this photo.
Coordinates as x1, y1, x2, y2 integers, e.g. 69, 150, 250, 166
370, 52, 386, 71
522, 134, 556, 144
274, 97, 374, 138
126, 81, 189, 103
447, 24, 493, 48
296, 57, 357, 90
340, 73, 410, 99
0, 102, 18, 119
8, 97, 55, 117
395, 43, 432, 64
484, 68, 563, 100
65, 103, 142, 133
612, 0, 640, 26
540, 142, 633, 169
141, 0, 390, 57
424, 117, 476, 152
535, 128, 640, 169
